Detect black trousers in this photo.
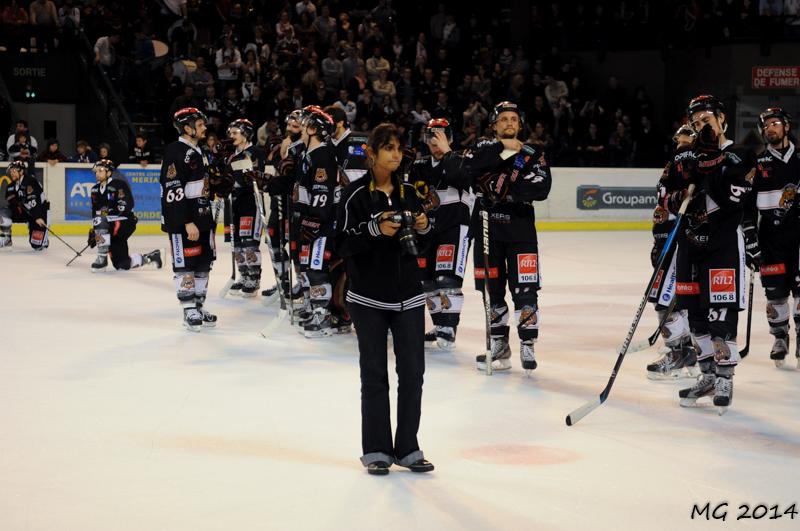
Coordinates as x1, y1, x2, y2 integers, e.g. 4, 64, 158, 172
109, 219, 137, 270
348, 302, 425, 464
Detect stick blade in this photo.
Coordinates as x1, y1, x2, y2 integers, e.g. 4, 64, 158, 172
627, 338, 654, 354
260, 308, 288, 338
565, 397, 603, 426
219, 278, 234, 299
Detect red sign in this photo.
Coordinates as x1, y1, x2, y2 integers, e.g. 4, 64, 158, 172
709, 269, 736, 303
517, 253, 538, 283
752, 66, 800, 89
760, 263, 786, 276
435, 244, 455, 271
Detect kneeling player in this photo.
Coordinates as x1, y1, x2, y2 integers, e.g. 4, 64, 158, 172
0, 160, 49, 250
87, 159, 161, 272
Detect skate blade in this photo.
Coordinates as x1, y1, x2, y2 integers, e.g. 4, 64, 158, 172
774, 358, 786, 368
183, 323, 203, 332
647, 370, 681, 381
201, 321, 217, 328
303, 329, 334, 339
240, 291, 257, 298
682, 366, 700, 378
476, 359, 512, 372
260, 292, 280, 307
435, 338, 456, 350
332, 326, 352, 335
90, 267, 109, 273
717, 406, 728, 416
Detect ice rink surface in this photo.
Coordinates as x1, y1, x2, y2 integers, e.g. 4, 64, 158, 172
2, 231, 799, 531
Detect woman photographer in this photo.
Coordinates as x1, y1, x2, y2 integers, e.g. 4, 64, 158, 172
336, 123, 434, 476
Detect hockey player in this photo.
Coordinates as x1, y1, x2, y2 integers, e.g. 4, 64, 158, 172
295, 107, 348, 337
261, 109, 305, 302
0, 160, 49, 250
224, 118, 266, 297
324, 105, 369, 183
87, 158, 161, 271
408, 118, 472, 349
465, 101, 552, 372
744, 107, 800, 369
160, 107, 219, 331
671, 95, 756, 413
645, 125, 699, 379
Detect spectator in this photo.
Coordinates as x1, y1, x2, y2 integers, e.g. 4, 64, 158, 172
356, 88, 382, 128
202, 85, 223, 133
441, 15, 460, 50
186, 56, 213, 92
2, 0, 29, 52
462, 98, 488, 132
37, 138, 67, 165
313, 5, 336, 43
222, 87, 244, 123
431, 91, 453, 123
6, 121, 38, 152
582, 123, 606, 166
430, 3, 446, 43
347, 65, 370, 100
71, 140, 97, 163
93, 34, 120, 77
215, 38, 243, 89
395, 67, 417, 105
295, 0, 317, 20
366, 47, 390, 83
418, 67, 437, 110
633, 116, 663, 167
342, 45, 364, 85
607, 122, 633, 166
333, 89, 357, 124
321, 47, 343, 89
129, 134, 152, 166
8, 131, 35, 161
97, 143, 111, 160
29, 0, 59, 52
276, 10, 292, 39
245, 85, 268, 127
528, 122, 554, 152
529, 95, 555, 133
544, 75, 569, 109
170, 84, 199, 118
372, 69, 396, 101
167, 17, 197, 57
415, 32, 428, 71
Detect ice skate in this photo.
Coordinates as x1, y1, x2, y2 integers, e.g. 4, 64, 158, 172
143, 249, 162, 269
198, 307, 217, 328
228, 281, 244, 296
182, 307, 203, 331
520, 340, 537, 374
770, 333, 789, 368
331, 313, 353, 334
476, 336, 512, 372
90, 254, 109, 273
0, 229, 11, 250
303, 308, 333, 338
713, 375, 733, 415
424, 328, 438, 343
241, 277, 260, 298
678, 373, 716, 407
435, 326, 456, 350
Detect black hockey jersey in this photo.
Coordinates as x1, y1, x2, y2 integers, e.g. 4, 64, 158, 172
295, 142, 341, 239
407, 151, 473, 234
672, 140, 756, 249
160, 137, 214, 233
266, 138, 305, 197
330, 129, 369, 183
745, 142, 800, 230
228, 143, 266, 208
653, 146, 695, 244
90, 177, 136, 221
5, 174, 47, 221
465, 138, 552, 242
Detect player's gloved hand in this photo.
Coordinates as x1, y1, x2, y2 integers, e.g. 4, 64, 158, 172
666, 189, 688, 215
209, 171, 234, 198
650, 243, 661, 268
742, 223, 762, 270
87, 228, 96, 248
300, 217, 322, 241
246, 170, 268, 192
476, 171, 511, 204
693, 124, 724, 176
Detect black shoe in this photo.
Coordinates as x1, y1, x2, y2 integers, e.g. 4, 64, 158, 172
144, 249, 162, 268
408, 459, 434, 473
367, 461, 390, 475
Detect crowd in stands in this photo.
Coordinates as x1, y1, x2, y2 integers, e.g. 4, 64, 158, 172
3, 0, 799, 168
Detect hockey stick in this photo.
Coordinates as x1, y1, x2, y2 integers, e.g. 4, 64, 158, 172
480, 207, 493, 376
65, 243, 92, 267
627, 293, 678, 354
566, 184, 695, 426
253, 182, 289, 338
219, 194, 236, 299
739, 266, 755, 358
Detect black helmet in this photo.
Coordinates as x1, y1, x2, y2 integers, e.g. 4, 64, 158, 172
488, 101, 525, 128
686, 95, 726, 119
758, 107, 792, 131
93, 158, 115, 173
227, 118, 254, 140
285, 109, 305, 126
423, 118, 453, 143
6, 160, 26, 175
173, 107, 208, 134
303, 108, 335, 139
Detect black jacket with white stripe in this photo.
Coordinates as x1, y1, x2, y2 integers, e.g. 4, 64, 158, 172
336, 171, 431, 311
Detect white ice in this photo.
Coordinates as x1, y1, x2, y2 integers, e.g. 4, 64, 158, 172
1, 231, 799, 531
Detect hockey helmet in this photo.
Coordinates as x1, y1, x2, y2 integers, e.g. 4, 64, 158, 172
488, 101, 525, 128
173, 107, 208, 134
423, 118, 453, 144
303, 108, 335, 139
686, 95, 726, 119
227, 118, 255, 140
758, 107, 792, 131
93, 158, 115, 173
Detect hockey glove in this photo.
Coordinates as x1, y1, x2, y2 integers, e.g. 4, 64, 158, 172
742, 223, 762, 270
300, 217, 322, 241
693, 124, 725, 176
476, 171, 511, 204
87, 228, 97, 248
